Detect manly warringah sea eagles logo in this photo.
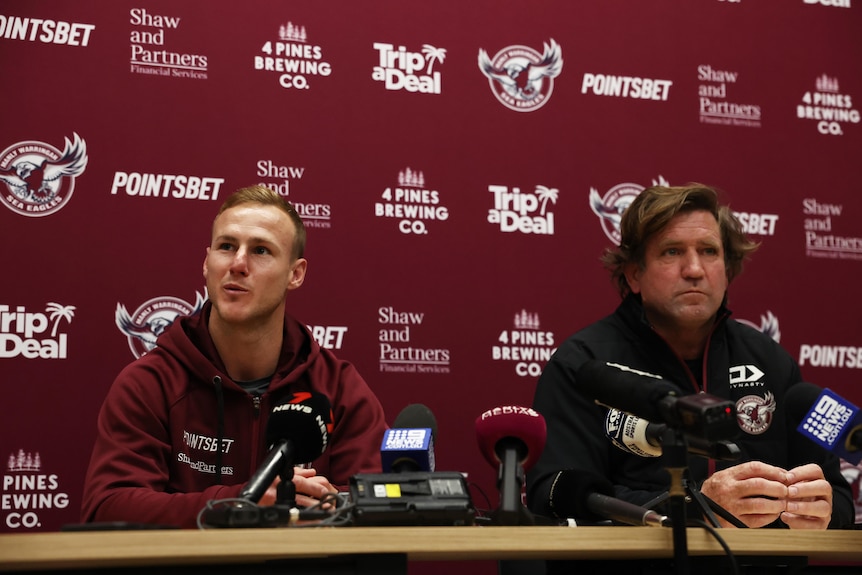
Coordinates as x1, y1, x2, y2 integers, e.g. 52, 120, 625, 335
116, 291, 206, 358
736, 392, 777, 435
478, 39, 562, 112
0, 133, 88, 217
738, 311, 781, 343
590, 175, 669, 244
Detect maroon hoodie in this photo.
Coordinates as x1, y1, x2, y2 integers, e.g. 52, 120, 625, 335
81, 302, 387, 528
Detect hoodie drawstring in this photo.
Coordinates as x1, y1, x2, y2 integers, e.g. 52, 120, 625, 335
213, 376, 225, 485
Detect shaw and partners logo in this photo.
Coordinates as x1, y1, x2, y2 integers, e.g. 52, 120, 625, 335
378, 306, 450, 374
0, 133, 87, 217
116, 291, 206, 358
478, 39, 563, 112
129, 8, 207, 79
487, 184, 559, 235
589, 175, 668, 244
0, 303, 75, 360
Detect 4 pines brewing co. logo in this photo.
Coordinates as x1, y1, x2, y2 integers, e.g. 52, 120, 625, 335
0, 133, 88, 217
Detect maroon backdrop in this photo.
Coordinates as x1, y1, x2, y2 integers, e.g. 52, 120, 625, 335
2, 1, 861, 572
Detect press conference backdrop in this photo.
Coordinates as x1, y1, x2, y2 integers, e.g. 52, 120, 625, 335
2, 0, 861, 541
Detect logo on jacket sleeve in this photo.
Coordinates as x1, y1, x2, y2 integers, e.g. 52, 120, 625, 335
736, 392, 776, 435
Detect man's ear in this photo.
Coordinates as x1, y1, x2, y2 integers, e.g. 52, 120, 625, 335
202, 247, 210, 279
287, 258, 307, 291
623, 262, 641, 294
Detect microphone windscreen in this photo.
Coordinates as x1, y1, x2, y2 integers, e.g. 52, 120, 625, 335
266, 391, 332, 463
549, 469, 615, 522
575, 360, 684, 422
475, 406, 546, 471
785, 382, 826, 423
392, 403, 438, 439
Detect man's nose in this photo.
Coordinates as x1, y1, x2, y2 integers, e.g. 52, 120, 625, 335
682, 251, 705, 276
230, 248, 249, 274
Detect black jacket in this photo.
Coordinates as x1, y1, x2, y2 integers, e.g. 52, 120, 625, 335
526, 294, 854, 529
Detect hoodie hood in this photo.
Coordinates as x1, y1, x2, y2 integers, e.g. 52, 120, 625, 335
155, 300, 320, 392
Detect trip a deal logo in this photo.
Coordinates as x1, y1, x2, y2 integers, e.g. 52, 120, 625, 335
0, 133, 88, 217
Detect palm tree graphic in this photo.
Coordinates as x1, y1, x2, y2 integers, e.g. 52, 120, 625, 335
534, 186, 559, 215
421, 45, 447, 74
46, 302, 76, 337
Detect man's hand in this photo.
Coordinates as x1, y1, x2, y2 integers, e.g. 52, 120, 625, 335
292, 467, 337, 508
257, 467, 337, 508
779, 463, 832, 530
700, 461, 789, 528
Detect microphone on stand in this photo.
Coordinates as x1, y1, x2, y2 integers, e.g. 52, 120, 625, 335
475, 405, 546, 526
201, 391, 333, 528
549, 469, 669, 527
787, 382, 862, 464
575, 360, 738, 442
380, 403, 437, 473
605, 408, 742, 461
238, 391, 333, 503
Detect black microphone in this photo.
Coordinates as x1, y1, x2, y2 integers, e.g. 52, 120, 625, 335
550, 469, 669, 527
475, 406, 547, 526
605, 408, 742, 461
576, 360, 739, 442
786, 382, 862, 465
380, 404, 437, 473
238, 392, 332, 503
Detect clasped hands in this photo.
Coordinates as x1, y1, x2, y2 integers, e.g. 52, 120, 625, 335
700, 461, 832, 529
257, 467, 338, 509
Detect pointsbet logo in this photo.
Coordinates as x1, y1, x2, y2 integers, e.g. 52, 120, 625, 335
0, 303, 75, 359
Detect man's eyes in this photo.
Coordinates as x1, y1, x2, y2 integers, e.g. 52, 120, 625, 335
216, 244, 270, 254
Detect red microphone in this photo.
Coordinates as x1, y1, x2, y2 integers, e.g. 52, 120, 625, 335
475, 406, 547, 525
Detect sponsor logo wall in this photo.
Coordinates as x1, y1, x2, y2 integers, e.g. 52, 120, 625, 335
2, 1, 860, 547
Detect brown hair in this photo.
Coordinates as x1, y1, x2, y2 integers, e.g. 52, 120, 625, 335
600, 184, 759, 298
216, 185, 306, 261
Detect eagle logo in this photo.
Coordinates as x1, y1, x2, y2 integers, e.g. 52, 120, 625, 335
736, 392, 777, 435
738, 311, 781, 343
0, 133, 88, 217
589, 176, 669, 244
116, 291, 207, 358
478, 39, 563, 112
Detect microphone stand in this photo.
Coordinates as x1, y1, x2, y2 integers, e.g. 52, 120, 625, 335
275, 465, 297, 507
491, 450, 536, 526
659, 427, 747, 575
661, 427, 691, 575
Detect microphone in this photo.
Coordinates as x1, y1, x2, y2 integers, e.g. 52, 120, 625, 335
475, 405, 546, 525
550, 469, 669, 527
381, 404, 437, 473
787, 382, 862, 465
605, 408, 742, 461
575, 360, 739, 442
238, 391, 333, 503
